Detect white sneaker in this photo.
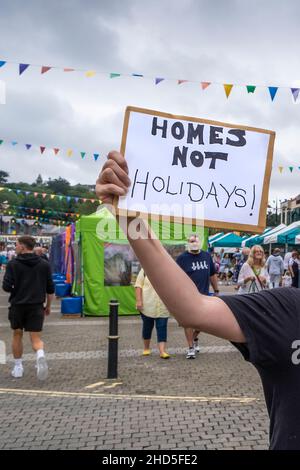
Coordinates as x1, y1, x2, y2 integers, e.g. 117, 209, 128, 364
11, 365, 24, 378
186, 347, 196, 359
36, 356, 48, 380
193, 340, 200, 353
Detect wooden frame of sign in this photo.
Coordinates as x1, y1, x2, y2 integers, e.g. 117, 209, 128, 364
115, 106, 275, 233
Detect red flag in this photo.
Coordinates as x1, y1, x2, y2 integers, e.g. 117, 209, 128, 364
41, 66, 51, 74
201, 81, 211, 90
40, 146, 46, 154
53, 148, 60, 155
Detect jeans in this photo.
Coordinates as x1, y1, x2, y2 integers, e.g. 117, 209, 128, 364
269, 274, 281, 289
140, 313, 168, 343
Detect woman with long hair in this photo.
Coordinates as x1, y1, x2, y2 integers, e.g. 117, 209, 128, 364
237, 245, 269, 294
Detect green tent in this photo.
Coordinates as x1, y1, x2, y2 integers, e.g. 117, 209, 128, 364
210, 232, 243, 248
277, 227, 300, 244
74, 207, 208, 316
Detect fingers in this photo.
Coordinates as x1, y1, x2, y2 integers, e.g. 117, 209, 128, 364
107, 150, 129, 172
96, 151, 131, 201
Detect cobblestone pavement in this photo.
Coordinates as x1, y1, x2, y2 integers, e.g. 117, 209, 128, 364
0, 279, 269, 450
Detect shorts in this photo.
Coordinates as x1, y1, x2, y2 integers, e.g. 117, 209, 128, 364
8, 304, 45, 332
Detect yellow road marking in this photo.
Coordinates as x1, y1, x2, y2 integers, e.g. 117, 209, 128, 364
0, 387, 260, 404
84, 381, 105, 389
103, 382, 123, 389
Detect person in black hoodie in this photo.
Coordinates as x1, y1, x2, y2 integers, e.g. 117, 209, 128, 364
2, 236, 54, 380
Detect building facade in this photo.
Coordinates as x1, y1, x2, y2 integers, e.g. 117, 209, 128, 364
280, 195, 300, 225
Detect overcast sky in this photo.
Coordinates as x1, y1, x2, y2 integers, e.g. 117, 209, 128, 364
0, 0, 300, 205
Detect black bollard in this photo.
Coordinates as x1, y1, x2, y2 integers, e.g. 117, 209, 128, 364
107, 299, 119, 379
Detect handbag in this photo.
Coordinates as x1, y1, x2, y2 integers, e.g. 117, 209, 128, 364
248, 268, 265, 293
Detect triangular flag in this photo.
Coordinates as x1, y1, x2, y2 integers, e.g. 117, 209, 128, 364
67, 149, 73, 157
80, 152, 86, 159
155, 77, 164, 85
25, 191, 30, 195
82, 198, 87, 203
59, 195, 63, 200
85, 70, 96, 77
25, 144, 32, 150
0, 61, 6, 68
50, 194, 56, 199
0, 140, 3, 145
93, 153, 99, 161
224, 84, 233, 98
34, 192, 38, 197
11, 141, 18, 145
278, 166, 283, 174
201, 81, 211, 90
19, 63, 30, 75
132, 73, 143, 77
42, 209, 46, 214
74, 197, 79, 203
41, 66, 51, 74
91, 199, 95, 203
177, 80, 188, 85
40, 146, 46, 154
268, 87, 278, 101
291, 88, 300, 102
246, 85, 256, 93
64, 68, 75, 72
66, 196, 71, 202
53, 148, 59, 155
289, 166, 294, 173
110, 73, 121, 79
42, 193, 47, 198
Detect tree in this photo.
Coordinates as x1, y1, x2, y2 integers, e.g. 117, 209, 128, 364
35, 174, 43, 186
47, 177, 70, 195
0, 170, 9, 184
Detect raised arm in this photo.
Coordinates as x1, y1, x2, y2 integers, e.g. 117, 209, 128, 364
96, 151, 245, 343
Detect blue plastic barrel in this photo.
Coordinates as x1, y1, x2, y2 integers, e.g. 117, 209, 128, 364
61, 297, 83, 314
55, 283, 71, 297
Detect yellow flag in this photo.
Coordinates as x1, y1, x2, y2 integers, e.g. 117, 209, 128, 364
67, 149, 73, 157
85, 70, 96, 78
224, 84, 233, 98
278, 166, 283, 173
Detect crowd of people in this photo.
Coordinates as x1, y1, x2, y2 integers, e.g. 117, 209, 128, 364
134, 235, 300, 361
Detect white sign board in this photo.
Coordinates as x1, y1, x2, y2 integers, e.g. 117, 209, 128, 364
117, 107, 275, 232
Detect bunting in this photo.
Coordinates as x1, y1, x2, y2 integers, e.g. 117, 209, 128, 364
2, 204, 80, 218
0, 138, 101, 161
277, 165, 300, 175
0, 186, 99, 203
0, 57, 298, 102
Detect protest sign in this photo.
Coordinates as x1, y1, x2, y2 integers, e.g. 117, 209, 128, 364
117, 106, 275, 232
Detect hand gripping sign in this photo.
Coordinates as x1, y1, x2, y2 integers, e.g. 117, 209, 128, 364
116, 106, 275, 232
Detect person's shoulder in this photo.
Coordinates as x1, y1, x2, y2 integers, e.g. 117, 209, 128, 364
176, 252, 187, 261
6, 257, 17, 267
200, 250, 211, 259
39, 258, 51, 268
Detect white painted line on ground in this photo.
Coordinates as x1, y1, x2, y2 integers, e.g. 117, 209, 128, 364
0, 387, 260, 404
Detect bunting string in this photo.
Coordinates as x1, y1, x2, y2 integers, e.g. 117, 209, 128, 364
0, 186, 99, 204
277, 165, 300, 174
0, 138, 100, 161
1, 204, 80, 218
0, 58, 299, 102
